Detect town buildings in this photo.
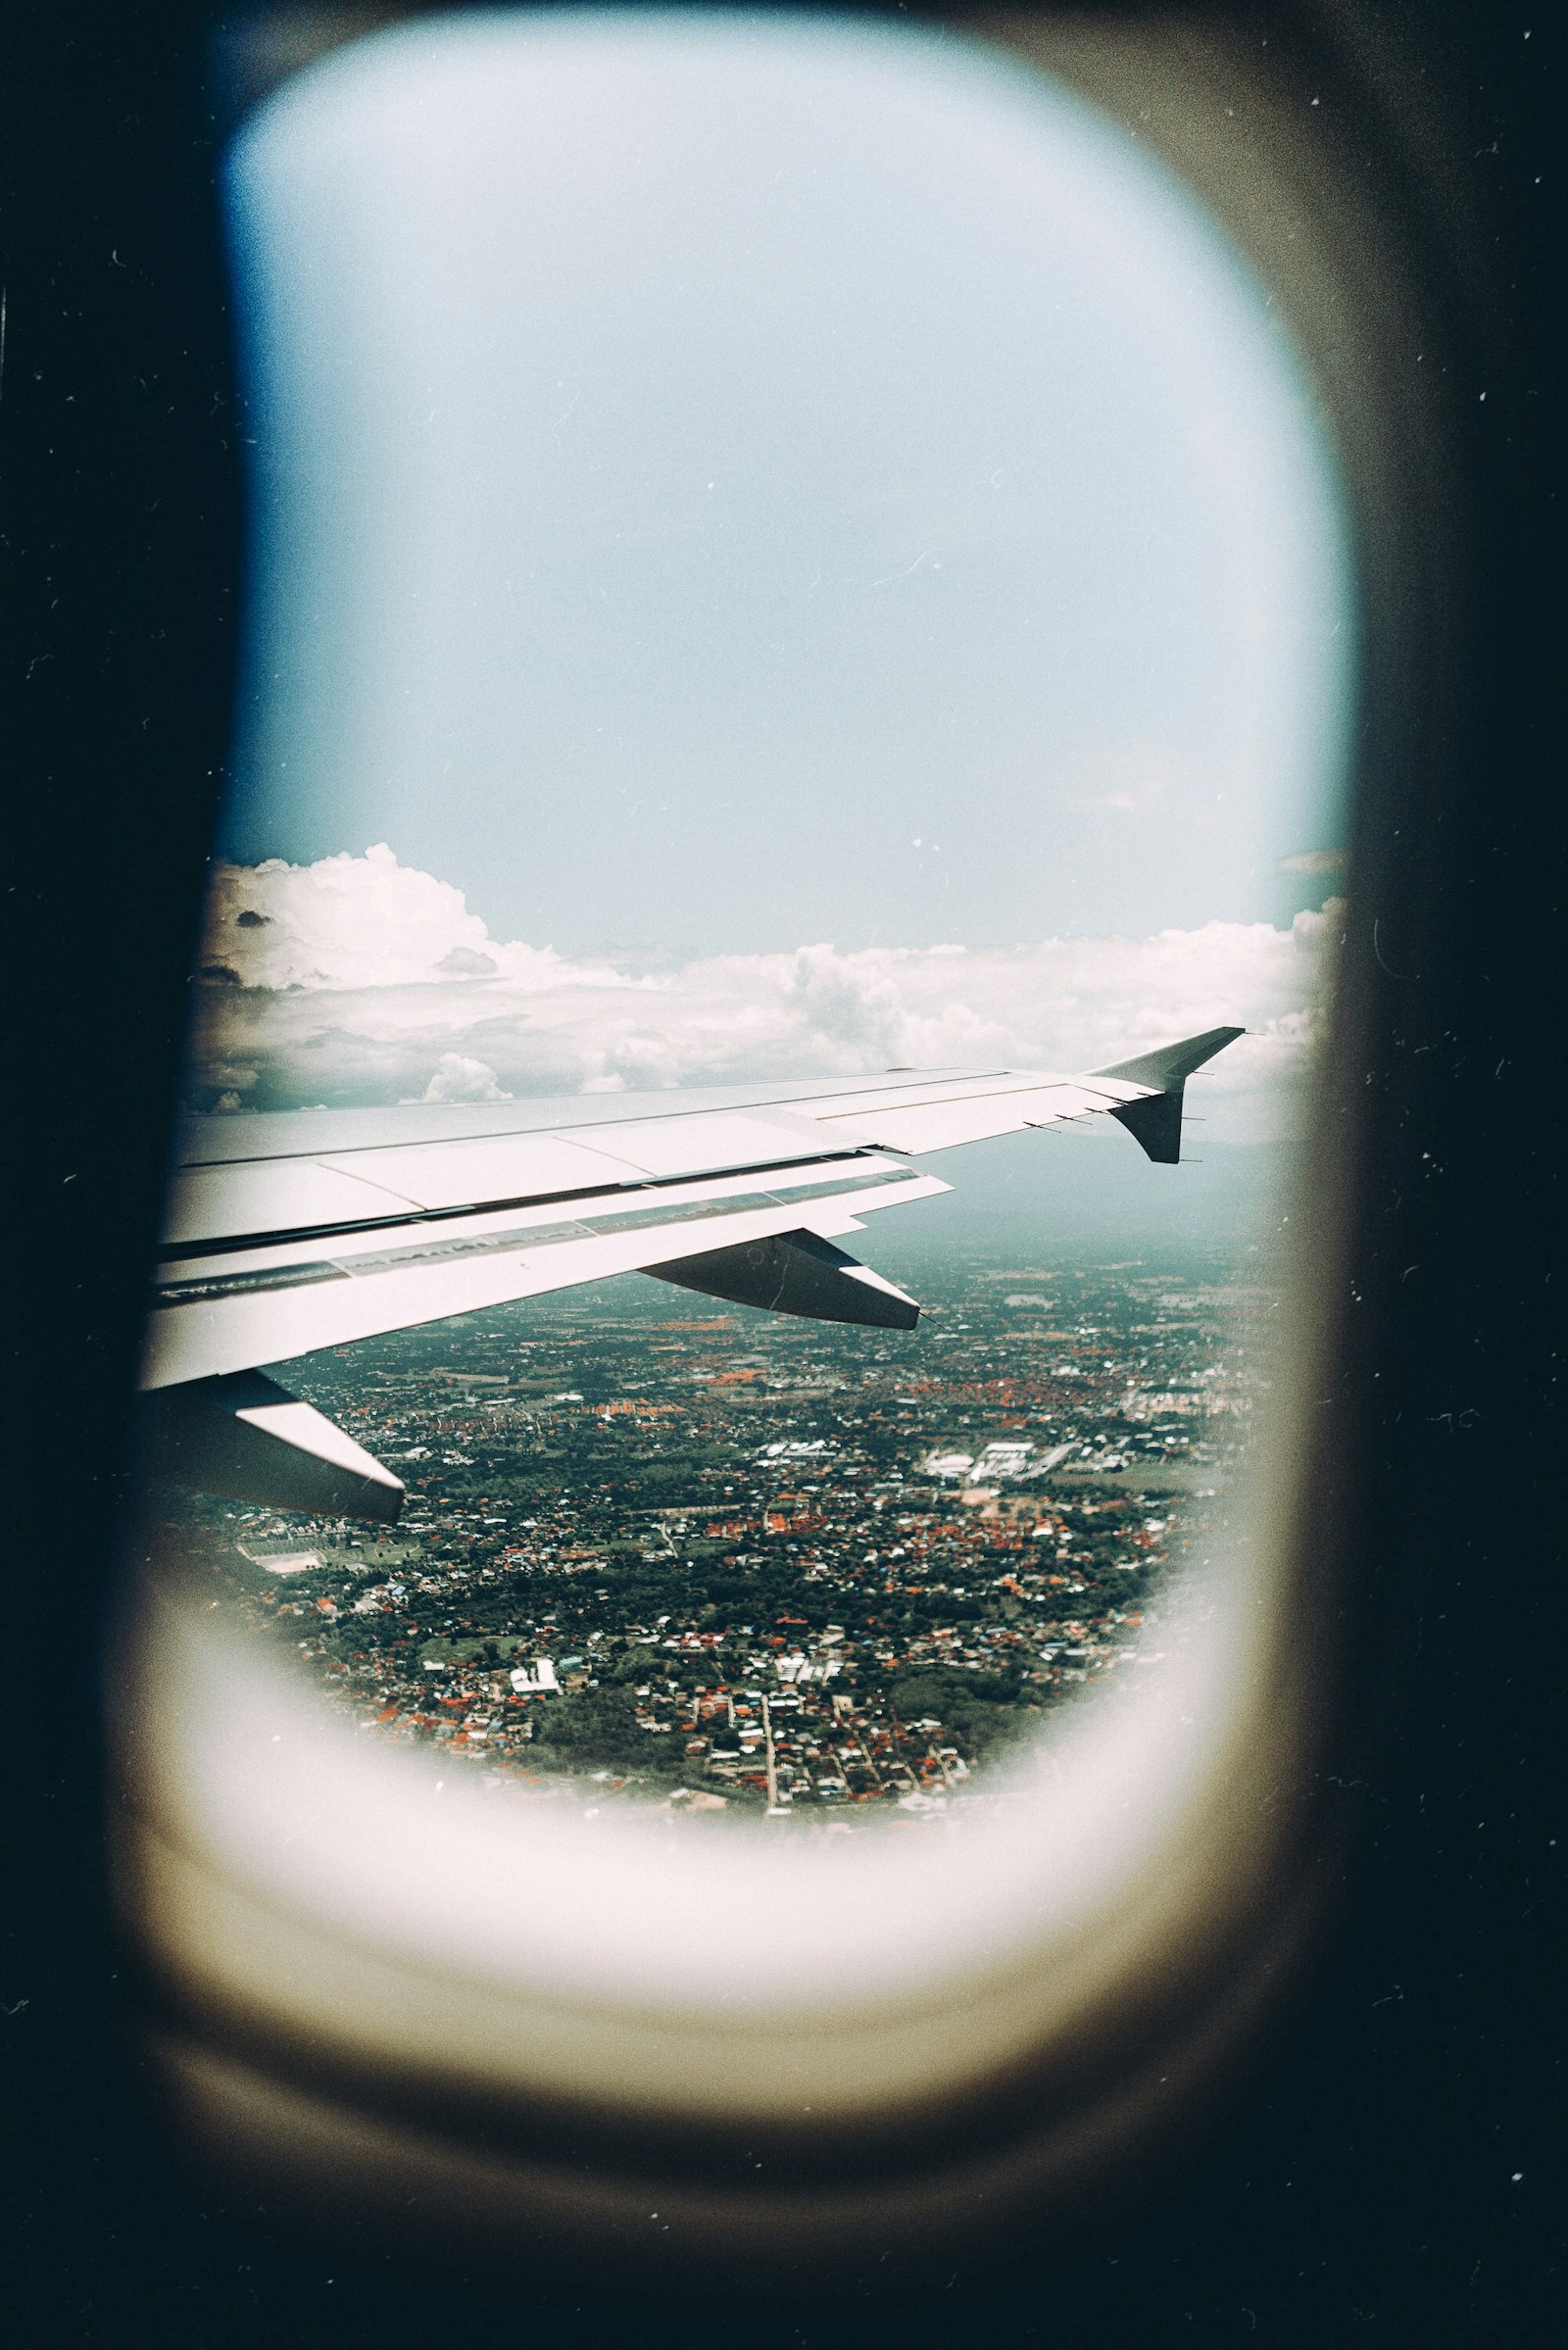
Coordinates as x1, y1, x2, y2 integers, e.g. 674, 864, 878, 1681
155, 1248, 1266, 1822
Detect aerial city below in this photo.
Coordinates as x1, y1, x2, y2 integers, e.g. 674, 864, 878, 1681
147, 1238, 1269, 1826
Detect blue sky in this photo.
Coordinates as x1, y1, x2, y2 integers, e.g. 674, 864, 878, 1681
220, 9, 1351, 962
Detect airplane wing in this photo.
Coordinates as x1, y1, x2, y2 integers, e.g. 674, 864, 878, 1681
138, 1025, 1241, 1520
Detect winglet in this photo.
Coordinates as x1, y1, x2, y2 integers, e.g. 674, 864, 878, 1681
1090, 1025, 1245, 1165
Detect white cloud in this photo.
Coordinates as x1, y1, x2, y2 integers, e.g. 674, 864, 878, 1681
202, 843, 615, 994
416, 1053, 512, 1104
187, 848, 1340, 1140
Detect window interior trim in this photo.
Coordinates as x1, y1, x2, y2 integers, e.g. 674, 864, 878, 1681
114, 1, 1471, 2287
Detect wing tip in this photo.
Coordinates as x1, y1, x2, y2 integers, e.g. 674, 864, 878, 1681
1089, 1023, 1246, 1090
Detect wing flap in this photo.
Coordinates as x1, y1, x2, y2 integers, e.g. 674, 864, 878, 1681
141, 1171, 949, 1390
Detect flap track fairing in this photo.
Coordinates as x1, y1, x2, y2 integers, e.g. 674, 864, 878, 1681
139, 1370, 406, 1524
645, 1228, 920, 1330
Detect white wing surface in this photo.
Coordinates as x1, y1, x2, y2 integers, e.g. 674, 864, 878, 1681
139, 1028, 1241, 1518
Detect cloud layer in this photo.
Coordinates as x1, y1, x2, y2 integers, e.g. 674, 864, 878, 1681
189, 846, 1340, 1137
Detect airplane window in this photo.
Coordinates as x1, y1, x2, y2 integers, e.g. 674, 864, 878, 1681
118, 4, 1363, 2280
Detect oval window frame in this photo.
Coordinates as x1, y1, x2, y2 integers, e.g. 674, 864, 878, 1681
111, 3, 1463, 2291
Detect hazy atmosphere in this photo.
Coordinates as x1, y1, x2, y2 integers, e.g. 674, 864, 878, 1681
218, 10, 1350, 995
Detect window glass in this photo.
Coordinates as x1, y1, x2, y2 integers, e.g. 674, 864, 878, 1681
141, 9, 1350, 1832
